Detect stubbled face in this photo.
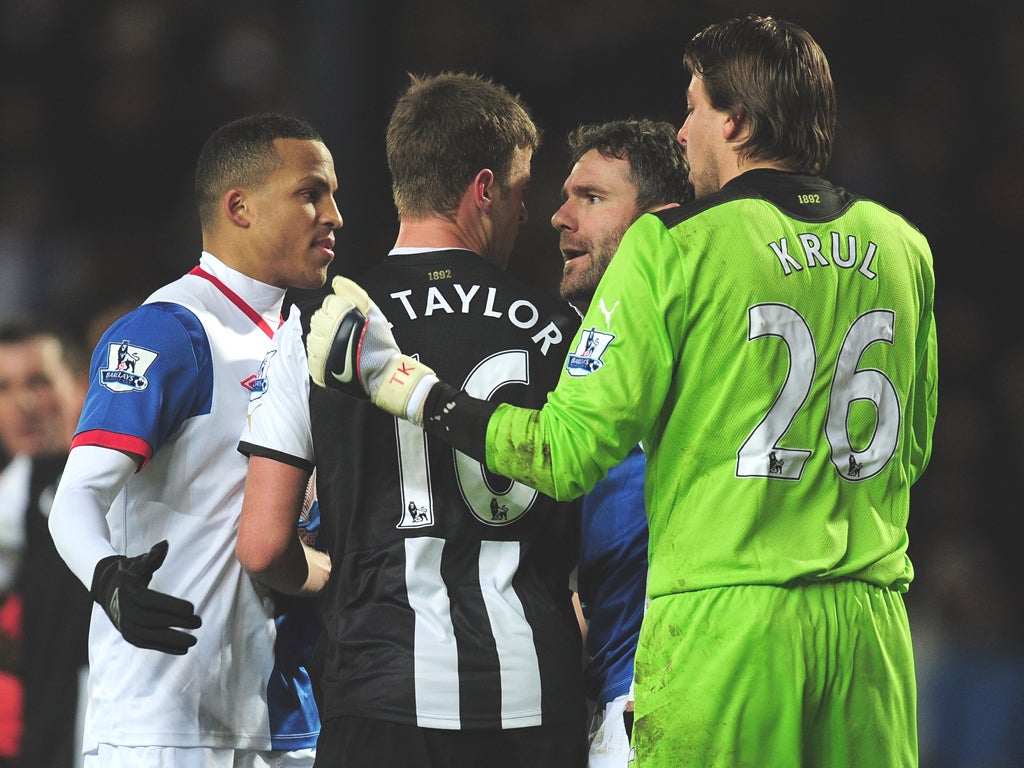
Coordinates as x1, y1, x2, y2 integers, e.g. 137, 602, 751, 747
551, 149, 640, 307
0, 338, 84, 457
677, 73, 722, 199
246, 138, 343, 290
485, 145, 532, 270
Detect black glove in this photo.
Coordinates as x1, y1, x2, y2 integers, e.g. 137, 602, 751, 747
90, 539, 202, 655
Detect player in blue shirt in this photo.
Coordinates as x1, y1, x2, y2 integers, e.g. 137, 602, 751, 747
552, 119, 690, 767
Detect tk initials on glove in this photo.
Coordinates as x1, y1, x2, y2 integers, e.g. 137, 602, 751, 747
306, 275, 436, 424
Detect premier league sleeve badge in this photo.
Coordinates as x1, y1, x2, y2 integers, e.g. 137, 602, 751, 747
100, 339, 158, 392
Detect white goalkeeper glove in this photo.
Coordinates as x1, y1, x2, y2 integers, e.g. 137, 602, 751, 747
306, 276, 437, 425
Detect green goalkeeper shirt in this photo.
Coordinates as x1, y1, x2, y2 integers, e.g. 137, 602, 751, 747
486, 169, 937, 599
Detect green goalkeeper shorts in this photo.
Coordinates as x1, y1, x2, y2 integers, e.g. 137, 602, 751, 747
631, 581, 917, 767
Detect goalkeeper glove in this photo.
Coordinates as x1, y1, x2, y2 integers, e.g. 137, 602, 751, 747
307, 275, 437, 424
90, 539, 202, 655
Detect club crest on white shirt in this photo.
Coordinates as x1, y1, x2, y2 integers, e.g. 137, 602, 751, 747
247, 349, 276, 400
566, 327, 614, 377
99, 339, 158, 392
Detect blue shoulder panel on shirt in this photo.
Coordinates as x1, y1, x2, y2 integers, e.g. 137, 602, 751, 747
81, 302, 214, 453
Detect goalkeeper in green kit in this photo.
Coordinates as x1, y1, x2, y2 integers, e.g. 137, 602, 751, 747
306, 15, 937, 767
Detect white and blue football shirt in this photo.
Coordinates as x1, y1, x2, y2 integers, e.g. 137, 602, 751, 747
71, 252, 319, 751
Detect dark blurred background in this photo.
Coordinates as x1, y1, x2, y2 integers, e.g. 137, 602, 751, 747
2, 0, 1022, 764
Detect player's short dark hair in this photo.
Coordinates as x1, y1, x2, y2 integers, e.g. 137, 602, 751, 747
386, 72, 542, 218
567, 119, 693, 211
194, 112, 324, 230
683, 14, 836, 176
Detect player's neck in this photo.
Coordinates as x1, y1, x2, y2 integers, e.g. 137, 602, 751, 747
394, 216, 478, 254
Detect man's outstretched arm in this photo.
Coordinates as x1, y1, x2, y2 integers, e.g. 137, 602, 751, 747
305, 275, 498, 460
306, 275, 578, 499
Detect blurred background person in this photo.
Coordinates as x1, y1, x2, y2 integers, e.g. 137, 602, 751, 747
0, 319, 91, 768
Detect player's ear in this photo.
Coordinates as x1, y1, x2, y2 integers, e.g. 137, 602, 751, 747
723, 110, 746, 142
224, 189, 251, 228
473, 169, 495, 211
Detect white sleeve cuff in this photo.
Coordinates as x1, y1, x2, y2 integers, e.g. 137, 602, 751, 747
406, 374, 439, 426
49, 445, 138, 588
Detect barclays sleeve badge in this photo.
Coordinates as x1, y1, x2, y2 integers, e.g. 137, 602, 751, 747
566, 327, 614, 377
99, 340, 158, 392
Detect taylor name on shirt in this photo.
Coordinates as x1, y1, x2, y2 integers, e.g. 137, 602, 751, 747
383, 283, 567, 356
